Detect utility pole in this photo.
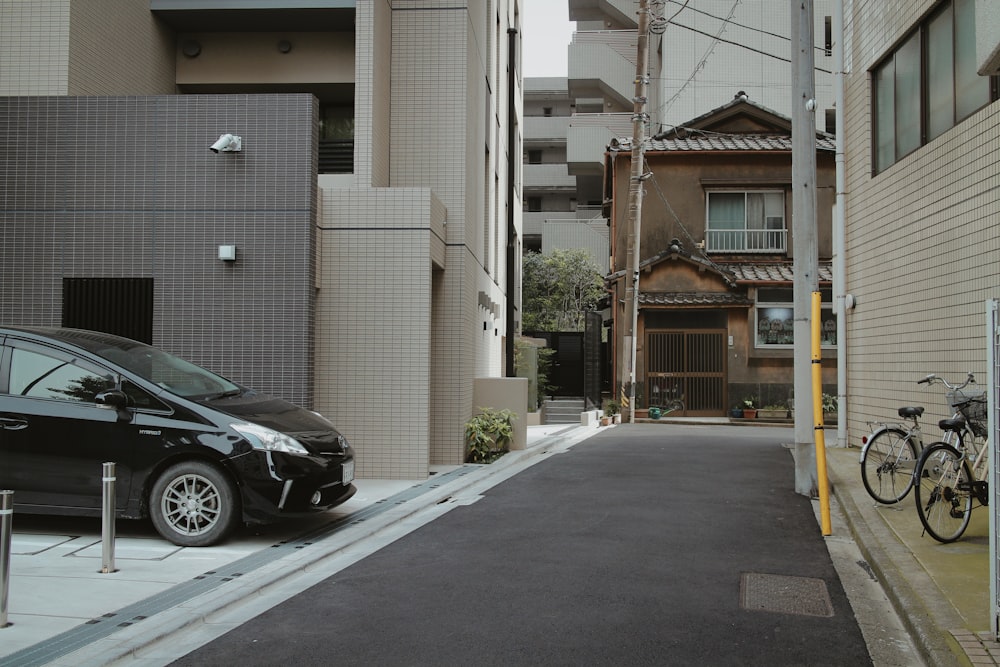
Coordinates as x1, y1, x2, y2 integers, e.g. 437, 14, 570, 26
791, 0, 820, 496
622, 0, 651, 423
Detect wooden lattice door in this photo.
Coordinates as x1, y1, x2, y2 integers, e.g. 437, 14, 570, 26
645, 330, 727, 415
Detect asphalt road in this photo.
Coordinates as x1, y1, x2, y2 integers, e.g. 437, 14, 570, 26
170, 424, 872, 666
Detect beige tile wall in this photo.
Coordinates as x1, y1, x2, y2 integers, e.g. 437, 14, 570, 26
68, 0, 175, 95
0, 0, 71, 95
315, 187, 435, 479
842, 0, 1000, 437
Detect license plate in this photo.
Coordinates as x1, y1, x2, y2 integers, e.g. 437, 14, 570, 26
342, 459, 355, 485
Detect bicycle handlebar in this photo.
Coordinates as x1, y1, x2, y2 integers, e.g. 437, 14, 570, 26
916, 371, 976, 389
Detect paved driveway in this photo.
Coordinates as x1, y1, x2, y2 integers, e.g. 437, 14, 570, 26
171, 424, 872, 666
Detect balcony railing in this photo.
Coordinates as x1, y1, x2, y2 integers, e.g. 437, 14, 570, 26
705, 229, 787, 253
319, 139, 353, 174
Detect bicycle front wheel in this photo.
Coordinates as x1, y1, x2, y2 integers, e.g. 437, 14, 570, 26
860, 428, 917, 504
913, 443, 973, 543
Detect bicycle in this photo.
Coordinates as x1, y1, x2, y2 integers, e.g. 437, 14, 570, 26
859, 372, 977, 505
912, 393, 989, 543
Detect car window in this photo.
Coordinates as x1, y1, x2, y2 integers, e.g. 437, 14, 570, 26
121, 379, 171, 412
8, 347, 115, 403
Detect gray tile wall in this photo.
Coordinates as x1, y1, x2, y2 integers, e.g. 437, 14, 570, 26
0, 94, 319, 406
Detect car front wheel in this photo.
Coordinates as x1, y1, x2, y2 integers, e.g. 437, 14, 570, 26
149, 461, 241, 547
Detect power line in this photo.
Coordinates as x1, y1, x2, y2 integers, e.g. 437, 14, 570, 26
665, 20, 833, 75
653, 1, 832, 121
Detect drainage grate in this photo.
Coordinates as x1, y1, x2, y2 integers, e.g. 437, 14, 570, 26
0, 465, 478, 667
740, 572, 834, 617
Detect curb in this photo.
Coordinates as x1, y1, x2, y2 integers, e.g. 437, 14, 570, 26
54, 425, 599, 666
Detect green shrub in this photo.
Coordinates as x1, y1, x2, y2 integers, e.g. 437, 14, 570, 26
465, 407, 516, 463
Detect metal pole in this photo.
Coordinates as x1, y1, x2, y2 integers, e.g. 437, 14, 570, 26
812, 292, 832, 535
100, 462, 117, 574
622, 0, 651, 423
832, 0, 848, 449
1, 490, 13, 628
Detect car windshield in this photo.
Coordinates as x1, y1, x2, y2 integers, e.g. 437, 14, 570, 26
51, 329, 241, 399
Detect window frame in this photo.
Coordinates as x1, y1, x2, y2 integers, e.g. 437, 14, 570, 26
871, 0, 999, 174
754, 289, 837, 350
704, 189, 787, 254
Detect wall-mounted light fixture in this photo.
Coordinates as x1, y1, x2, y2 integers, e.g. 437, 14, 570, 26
218, 245, 237, 261
278, 40, 292, 53
210, 134, 242, 153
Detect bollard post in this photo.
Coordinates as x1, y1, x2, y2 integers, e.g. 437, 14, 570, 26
100, 462, 117, 574
1, 490, 13, 628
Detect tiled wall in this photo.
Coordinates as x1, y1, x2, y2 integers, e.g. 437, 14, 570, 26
0, 94, 318, 405
315, 188, 435, 479
842, 0, 1000, 434
0, 0, 175, 96
0, 0, 71, 95
67, 0, 176, 95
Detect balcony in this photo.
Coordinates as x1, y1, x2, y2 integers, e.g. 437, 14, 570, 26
568, 31, 637, 109
705, 229, 787, 254
569, 0, 637, 28
566, 112, 632, 174
524, 116, 569, 145
523, 164, 576, 191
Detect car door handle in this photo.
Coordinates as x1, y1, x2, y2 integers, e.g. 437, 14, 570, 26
0, 416, 28, 430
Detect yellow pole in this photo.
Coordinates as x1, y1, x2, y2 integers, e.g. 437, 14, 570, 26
812, 291, 832, 535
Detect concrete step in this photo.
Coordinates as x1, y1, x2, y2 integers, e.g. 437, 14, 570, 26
543, 398, 585, 424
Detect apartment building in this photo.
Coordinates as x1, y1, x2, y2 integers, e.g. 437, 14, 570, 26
839, 0, 999, 437
0, 0, 524, 479
522, 1, 834, 264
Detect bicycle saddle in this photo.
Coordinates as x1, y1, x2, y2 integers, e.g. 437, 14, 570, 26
938, 417, 966, 432
898, 406, 924, 418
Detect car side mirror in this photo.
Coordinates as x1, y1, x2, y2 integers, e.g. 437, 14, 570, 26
95, 390, 133, 421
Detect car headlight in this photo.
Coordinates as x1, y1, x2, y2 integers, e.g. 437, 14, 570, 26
231, 422, 309, 455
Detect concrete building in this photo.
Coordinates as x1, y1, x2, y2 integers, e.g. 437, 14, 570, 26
839, 0, 999, 438
0, 0, 524, 479
522, 77, 608, 269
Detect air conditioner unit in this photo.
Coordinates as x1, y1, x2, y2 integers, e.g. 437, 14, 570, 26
765, 216, 783, 229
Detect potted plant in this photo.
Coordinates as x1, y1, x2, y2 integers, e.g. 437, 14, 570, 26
465, 407, 516, 463
604, 399, 621, 424
742, 396, 758, 419
729, 405, 744, 418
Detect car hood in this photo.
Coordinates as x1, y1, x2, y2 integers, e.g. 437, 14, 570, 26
197, 391, 348, 454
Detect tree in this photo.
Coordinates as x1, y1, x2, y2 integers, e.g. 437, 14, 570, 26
522, 249, 604, 332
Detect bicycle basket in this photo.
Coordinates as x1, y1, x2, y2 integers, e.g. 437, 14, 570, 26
947, 390, 988, 438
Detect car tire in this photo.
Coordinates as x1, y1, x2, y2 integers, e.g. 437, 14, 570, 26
149, 461, 241, 547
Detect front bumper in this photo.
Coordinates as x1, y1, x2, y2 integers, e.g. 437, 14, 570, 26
230, 446, 357, 523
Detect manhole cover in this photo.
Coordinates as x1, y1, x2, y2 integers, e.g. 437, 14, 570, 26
740, 572, 834, 617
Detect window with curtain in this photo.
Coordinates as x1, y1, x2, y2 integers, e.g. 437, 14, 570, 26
706, 191, 785, 253
872, 0, 998, 173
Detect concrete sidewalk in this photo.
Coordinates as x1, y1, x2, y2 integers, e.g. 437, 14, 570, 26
0, 420, 996, 666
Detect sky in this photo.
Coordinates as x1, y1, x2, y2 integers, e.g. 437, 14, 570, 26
522, 0, 575, 77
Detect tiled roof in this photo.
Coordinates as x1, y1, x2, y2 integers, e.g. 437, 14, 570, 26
640, 292, 752, 306
646, 135, 836, 152
724, 263, 833, 282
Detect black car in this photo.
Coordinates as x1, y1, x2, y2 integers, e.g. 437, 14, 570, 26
0, 326, 356, 546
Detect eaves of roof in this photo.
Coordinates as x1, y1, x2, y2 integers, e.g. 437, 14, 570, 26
645, 135, 836, 152
724, 262, 833, 283
639, 292, 752, 306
